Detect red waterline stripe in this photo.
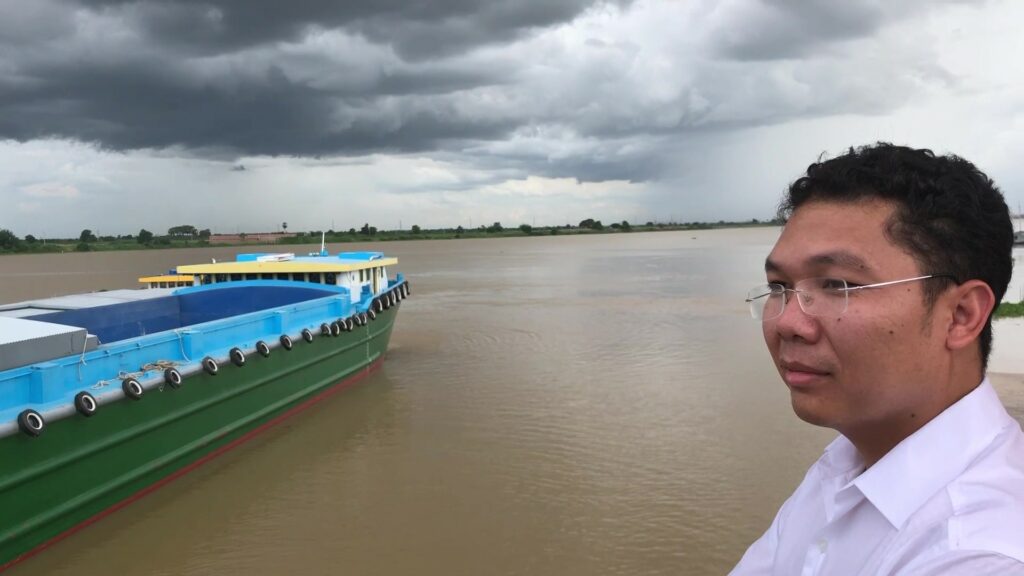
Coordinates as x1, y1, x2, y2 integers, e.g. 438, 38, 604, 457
0, 357, 385, 574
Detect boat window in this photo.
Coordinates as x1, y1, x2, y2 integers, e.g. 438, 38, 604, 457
202, 275, 211, 285
215, 274, 227, 283
261, 273, 273, 280
292, 273, 305, 282
277, 273, 289, 281
309, 273, 322, 283
325, 273, 336, 285
245, 273, 258, 281
230, 273, 242, 282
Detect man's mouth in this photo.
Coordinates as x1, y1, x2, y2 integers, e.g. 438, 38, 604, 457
779, 360, 830, 387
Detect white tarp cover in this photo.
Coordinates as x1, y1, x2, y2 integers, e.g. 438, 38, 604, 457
0, 316, 89, 372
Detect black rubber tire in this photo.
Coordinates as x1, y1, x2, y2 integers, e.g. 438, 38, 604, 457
164, 367, 183, 389
331, 321, 342, 336
346, 317, 355, 331
256, 340, 271, 357
230, 347, 246, 367
74, 391, 99, 416
368, 308, 377, 321
320, 323, 332, 336
122, 378, 144, 400
280, 334, 294, 350
203, 356, 219, 375
302, 328, 314, 343
18, 409, 45, 436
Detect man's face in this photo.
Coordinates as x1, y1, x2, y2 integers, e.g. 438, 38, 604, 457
762, 198, 949, 437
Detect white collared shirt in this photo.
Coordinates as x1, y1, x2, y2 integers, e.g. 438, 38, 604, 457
731, 378, 1024, 575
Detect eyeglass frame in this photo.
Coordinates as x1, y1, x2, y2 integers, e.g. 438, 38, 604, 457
745, 274, 960, 321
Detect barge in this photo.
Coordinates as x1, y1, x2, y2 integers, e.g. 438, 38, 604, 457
0, 249, 409, 570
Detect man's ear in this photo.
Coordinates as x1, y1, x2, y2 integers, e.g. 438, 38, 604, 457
946, 280, 996, 351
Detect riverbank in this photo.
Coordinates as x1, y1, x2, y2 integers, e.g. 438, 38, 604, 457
0, 220, 776, 255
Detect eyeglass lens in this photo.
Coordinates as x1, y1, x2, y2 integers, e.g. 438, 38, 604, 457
747, 278, 849, 320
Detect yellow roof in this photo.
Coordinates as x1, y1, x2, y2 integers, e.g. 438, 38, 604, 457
138, 275, 196, 283
175, 257, 398, 275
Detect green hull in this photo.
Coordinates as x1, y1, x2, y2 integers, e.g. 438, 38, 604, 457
0, 304, 398, 570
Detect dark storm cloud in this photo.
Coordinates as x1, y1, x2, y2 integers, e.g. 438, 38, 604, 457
0, 58, 516, 156
708, 1, 885, 61
0, 0, 971, 185
0, 0, 606, 158
75, 0, 608, 57
708, 0, 976, 61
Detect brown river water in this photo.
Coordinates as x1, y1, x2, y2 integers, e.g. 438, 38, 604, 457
2, 230, 1021, 575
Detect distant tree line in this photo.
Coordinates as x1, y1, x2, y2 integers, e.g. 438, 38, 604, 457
0, 225, 218, 254
0, 217, 784, 255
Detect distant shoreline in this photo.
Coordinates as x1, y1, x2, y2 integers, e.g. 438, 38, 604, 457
6, 223, 1019, 316
0, 220, 779, 256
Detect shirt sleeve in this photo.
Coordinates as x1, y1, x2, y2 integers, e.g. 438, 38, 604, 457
896, 551, 1024, 576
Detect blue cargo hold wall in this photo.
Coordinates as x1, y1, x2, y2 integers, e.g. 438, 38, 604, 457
31, 283, 344, 344
177, 284, 343, 326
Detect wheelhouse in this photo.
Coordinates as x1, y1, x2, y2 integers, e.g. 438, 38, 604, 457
142, 251, 397, 305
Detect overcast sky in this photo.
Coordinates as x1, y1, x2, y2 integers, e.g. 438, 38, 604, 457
1, 0, 1022, 237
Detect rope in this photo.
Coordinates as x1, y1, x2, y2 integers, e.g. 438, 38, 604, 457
90, 360, 180, 391
85, 330, 187, 390
174, 329, 191, 362
76, 334, 89, 381
139, 360, 179, 373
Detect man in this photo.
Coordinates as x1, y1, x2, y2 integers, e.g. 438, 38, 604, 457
732, 143, 1024, 575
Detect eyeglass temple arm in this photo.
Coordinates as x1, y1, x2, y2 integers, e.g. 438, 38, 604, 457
842, 274, 958, 293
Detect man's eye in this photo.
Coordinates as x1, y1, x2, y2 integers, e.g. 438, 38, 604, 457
820, 278, 848, 290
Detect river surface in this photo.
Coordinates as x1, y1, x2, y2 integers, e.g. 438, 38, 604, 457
2, 230, 1021, 575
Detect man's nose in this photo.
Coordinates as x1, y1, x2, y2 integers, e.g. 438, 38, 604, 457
772, 293, 821, 342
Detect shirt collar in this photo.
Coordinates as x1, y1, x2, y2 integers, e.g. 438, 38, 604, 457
849, 378, 1014, 529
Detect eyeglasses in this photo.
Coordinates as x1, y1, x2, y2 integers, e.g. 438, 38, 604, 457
745, 274, 958, 321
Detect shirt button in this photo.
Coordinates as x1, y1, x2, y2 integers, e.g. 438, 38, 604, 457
818, 539, 828, 553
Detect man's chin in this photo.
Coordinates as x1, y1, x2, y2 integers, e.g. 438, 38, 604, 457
790, 393, 837, 428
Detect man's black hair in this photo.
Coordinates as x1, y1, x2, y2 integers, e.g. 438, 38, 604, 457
780, 142, 1014, 368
